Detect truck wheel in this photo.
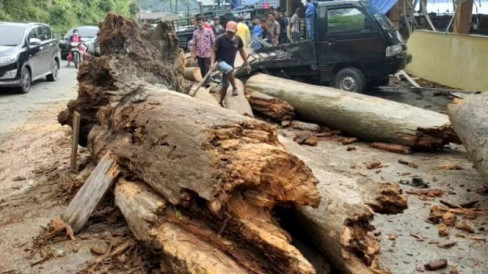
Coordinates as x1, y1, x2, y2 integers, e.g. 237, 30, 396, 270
334, 68, 365, 93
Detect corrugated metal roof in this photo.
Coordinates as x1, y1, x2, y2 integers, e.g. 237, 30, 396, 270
369, 0, 399, 14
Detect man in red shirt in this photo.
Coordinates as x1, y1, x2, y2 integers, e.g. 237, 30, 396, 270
191, 16, 215, 86
210, 21, 250, 106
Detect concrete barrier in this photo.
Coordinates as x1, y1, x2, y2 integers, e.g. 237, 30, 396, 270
405, 30, 488, 91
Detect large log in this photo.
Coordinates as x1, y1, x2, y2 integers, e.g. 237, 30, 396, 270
223, 79, 254, 117
278, 136, 408, 274
245, 88, 294, 121
183, 67, 203, 81
246, 74, 459, 150
448, 94, 488, 184
60, 13, 321, 273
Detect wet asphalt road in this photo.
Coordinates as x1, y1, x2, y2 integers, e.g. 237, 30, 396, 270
0, 60, 78, 142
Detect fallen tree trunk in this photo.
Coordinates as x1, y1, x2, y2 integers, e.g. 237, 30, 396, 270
115, 179, 248, 273
448, 94, 488, 184
223, 79, 254, 117
183, 67, 203, 81
61, 13, 320, 273
246, 74, 459, 150
245, 88, 294, 121
278, 136, 408, 274
87, 88, 319, 273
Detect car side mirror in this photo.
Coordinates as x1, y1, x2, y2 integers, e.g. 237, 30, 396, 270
29, 38, 41, 46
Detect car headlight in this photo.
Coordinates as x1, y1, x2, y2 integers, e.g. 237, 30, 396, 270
0, 53, 19, 65
386, 44, 403, 57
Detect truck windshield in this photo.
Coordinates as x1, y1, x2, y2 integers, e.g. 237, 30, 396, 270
0, 25, 26, 46
362, 2, 396, 31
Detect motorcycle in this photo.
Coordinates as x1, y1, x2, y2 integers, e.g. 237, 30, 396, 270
67, 42, 87, 68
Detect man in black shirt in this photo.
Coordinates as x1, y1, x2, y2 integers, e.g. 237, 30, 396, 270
274, 8, 288, 44
211, 21, 251, 106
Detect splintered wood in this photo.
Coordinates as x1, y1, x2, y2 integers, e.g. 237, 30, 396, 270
61, 152, 119, 233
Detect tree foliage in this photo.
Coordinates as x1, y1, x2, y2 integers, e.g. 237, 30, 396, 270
0, 0, 137, 34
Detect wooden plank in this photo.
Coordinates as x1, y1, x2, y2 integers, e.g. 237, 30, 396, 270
62, 152, 120, 233
395, 70, 421, 88
70, 111, 81, 172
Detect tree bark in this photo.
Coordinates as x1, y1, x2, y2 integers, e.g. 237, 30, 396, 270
278, 136, 408, 274
448, 94, 488, 184
245, 88, 294, 121
184, 67, 203, 81
246, 74, 459, 150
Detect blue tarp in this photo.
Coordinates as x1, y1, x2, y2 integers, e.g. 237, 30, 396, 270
369, 0, 399, 14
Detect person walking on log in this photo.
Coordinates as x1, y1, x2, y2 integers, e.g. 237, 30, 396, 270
210, 21, 251, 107
191, 16, 215, 87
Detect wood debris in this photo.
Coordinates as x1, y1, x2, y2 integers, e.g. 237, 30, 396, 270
455, 220, 475, 233
439, 224, 450, 237
424, 259, 448, 270
294, 131, 318, 146
398, 159, 418, 168
438, 164, 463, 170
442, 212, 457, 226
365, 160, 382, 169
371, 142, 412, 154
406, 189, 444, 198
340, 137, 358, 145
410, 232, 427, 241
290, 120, 321, 132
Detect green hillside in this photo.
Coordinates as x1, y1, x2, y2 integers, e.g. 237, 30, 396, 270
0, 0, 138, 34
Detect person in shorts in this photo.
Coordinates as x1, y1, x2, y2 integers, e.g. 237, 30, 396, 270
210, 21, 251, 106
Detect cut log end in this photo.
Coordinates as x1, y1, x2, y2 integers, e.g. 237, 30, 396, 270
204, 122, 321, 214
245, 88, 295, 121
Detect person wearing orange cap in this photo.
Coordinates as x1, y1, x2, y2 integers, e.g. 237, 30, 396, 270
210, 21, 251, 107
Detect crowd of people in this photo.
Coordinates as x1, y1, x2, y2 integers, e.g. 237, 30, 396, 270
190, 5, 315, 106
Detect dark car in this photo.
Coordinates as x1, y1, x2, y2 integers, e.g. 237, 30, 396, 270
59, 26, 99, 59
0, 22, 60, 93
